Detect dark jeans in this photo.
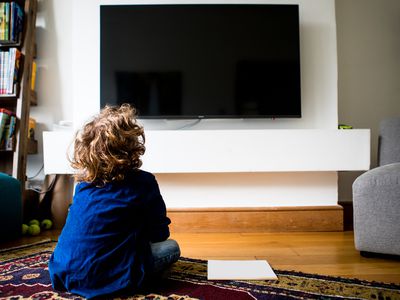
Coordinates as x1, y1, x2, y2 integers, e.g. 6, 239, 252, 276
149, 239, 181, 274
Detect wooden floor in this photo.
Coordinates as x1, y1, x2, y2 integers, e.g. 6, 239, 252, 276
1, 230, 400, 284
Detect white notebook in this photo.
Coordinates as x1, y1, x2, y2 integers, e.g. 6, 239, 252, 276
207, 260, 278, 280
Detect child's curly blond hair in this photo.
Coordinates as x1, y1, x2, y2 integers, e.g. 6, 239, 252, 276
71, 104, 145, 185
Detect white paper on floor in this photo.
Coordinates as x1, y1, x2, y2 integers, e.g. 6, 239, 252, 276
207, 260, 278, 280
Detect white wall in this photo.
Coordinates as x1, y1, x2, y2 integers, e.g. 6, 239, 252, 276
27, 0, 74, 180
72, 0, 338, 130
336, 0, 400, 202
30, 0, 341, 208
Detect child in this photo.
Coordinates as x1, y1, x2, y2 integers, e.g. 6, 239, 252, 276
48, 104, 180, 298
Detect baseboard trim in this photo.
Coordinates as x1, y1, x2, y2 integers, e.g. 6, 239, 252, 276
167, 206, 343, 233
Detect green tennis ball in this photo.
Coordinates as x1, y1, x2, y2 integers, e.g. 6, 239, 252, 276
29, 219, 40, 226
28, 224, 41, 236
22, 224, 29, 235
41, 219, 53, 230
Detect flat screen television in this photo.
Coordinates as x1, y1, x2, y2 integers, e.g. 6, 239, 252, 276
100, 4, 301, 119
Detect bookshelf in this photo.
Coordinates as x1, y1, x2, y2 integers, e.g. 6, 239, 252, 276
0, 0, 38, 192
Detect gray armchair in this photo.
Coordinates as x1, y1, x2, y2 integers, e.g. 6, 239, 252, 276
353, 117, 400, 256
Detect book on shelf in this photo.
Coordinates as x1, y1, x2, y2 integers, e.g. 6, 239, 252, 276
7, 47, 14, 93
10, 2, 22, 43
0, 3, 4, 41
7, 47, 18, 94
0, 107, 10, 142
14, 47, 21, 81
0, 107, 16, 150
3, 114, 16, 150
0, 47, 22, 95
28, 117, 35, 139
31, 60, 36, 91
4, 2, 9, 42
1, 50, 9, 94
0, 2, 23, 45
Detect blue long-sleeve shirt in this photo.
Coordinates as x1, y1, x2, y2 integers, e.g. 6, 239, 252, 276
48, 170, 171, 298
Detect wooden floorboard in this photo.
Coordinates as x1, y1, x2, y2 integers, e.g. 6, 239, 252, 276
1, 230, 399, 284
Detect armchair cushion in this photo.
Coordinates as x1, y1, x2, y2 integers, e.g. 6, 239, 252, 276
353, 163, 400, 255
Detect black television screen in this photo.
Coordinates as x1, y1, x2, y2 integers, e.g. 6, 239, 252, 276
100, 4, 301, 119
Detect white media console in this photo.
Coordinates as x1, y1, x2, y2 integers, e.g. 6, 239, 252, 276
43, 128, 370, 231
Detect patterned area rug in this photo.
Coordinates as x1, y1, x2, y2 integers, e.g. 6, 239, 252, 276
0, 241, 399, 300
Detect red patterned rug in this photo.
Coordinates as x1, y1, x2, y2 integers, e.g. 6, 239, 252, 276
1, 241, 400, 299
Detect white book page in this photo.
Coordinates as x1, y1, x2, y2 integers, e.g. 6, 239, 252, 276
207, 260, 278, 280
